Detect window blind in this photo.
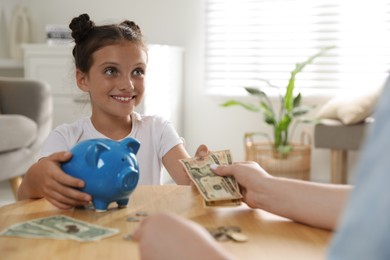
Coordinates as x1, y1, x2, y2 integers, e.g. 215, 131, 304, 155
205, 0, 390, 93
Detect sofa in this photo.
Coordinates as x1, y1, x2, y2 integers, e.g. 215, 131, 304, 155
0, 77, 52, 197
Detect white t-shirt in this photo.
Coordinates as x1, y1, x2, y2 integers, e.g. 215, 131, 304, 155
40, 112, 183, 185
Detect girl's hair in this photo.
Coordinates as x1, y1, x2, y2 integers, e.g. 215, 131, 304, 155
69, 13, 147, 73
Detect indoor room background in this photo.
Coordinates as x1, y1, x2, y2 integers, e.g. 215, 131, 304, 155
1, 0, 389, 201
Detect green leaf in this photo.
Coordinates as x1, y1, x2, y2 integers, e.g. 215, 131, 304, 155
259, 101, 275, 125
284, 72, 296, 112
284, 46, 335, 115
293, 93, 301, 108
278, 114, 292, 131
220, 100, 260, 112
264, 116, 275, 125
260, 101, 275, 122
244, 87, 268, 98
295, 45, 336, 73
244, 87, 265, 96
292, 105, 313, 116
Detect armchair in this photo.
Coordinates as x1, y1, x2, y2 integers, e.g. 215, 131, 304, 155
0, 77, 52, 198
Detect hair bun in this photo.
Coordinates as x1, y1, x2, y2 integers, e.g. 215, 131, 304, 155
120, 20, 142, 35
69, 13, 95, 43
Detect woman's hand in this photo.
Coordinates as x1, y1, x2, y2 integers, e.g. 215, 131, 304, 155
211, 161, 271, 209
133, 213, 236, 260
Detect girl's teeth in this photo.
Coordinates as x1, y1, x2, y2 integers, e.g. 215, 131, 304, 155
114, 96, 131, 101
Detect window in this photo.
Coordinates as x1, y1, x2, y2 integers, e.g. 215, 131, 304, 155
205, 0, 390, 94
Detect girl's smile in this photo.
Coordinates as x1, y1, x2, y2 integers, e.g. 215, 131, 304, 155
111, 94, 136, 103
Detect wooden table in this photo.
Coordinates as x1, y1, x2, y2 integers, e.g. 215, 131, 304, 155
0, 185, 332, 259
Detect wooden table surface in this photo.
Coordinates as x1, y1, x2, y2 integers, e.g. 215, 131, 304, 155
0, 185, 332, 260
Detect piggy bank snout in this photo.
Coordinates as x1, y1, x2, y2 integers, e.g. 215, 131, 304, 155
117, 167, 139, 192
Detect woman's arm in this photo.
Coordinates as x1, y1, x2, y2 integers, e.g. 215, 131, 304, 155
213, 162, 351, 230
259, 177, 351, 230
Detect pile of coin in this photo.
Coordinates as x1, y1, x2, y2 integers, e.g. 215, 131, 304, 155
123, 211, 149, 241
123, 233, 134, 241
207, 226, 248, 242
65, 224, 80, 234
126, 211, 149, 223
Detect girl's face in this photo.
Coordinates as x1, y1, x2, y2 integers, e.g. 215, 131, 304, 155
77, 41, 147, 120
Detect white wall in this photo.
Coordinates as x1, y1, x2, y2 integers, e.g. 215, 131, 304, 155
0, 0, 361, 184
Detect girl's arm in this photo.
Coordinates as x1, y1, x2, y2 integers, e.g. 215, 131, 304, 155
163, 144, 209, 185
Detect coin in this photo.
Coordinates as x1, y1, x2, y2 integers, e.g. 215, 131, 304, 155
65, 224, 80, 233
126, 216, 141, 222
224, 226, 241, 233
123, 233, 133, 241
208, 227, 232, 241
226, 230, 248, 242
207, 226, 247, 242
135, 211, 148, 217
214, 232, 230, 242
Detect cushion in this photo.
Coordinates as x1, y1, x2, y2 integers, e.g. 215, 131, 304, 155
316, 85, 383, 125
0, 115, 38, 152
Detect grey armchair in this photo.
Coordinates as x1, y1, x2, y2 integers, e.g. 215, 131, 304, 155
0, 77, 52, 198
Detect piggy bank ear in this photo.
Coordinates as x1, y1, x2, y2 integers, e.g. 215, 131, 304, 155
123, 138, 140, 154
85, 142, 110, 167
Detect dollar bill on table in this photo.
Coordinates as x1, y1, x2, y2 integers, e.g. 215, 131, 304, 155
180, 149, 243, 207
0, 215, 119, 242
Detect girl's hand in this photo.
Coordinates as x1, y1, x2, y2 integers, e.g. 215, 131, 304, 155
194, 144, 209, 158
18, 151, 92, 209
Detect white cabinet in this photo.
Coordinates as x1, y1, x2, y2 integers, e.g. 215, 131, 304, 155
22, 44, 184, 132
23, 44, 90, 127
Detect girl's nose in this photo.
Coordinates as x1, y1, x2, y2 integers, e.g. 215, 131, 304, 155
120, 76, 135, 90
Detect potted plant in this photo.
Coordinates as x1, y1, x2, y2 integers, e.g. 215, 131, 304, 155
221, 46, 335, 179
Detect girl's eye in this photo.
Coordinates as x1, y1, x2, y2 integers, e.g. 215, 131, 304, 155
132, 68, 145, 77
104, 67, 118, 76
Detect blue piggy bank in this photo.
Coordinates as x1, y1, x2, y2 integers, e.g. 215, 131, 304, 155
61, 137, 140, 212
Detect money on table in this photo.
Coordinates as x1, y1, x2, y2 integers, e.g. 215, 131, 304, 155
0, 215, 119, 242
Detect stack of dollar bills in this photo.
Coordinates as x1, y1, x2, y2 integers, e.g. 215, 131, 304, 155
180, 150, 243, 207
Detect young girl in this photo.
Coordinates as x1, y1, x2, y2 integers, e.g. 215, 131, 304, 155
18, 13, 206, 209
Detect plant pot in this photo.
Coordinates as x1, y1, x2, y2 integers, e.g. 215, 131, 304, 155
244, 132, 311, 180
